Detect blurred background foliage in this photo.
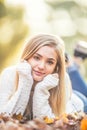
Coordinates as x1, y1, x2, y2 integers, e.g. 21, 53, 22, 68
45, 0, 87, 50
0, 0, 87, 79
0, 0, 29, 72
44, 0, 87, 79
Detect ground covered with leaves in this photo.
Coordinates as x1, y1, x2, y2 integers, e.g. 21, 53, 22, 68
0, 112, 87, 130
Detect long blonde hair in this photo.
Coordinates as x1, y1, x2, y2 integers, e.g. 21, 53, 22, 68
20, 34, 66, 116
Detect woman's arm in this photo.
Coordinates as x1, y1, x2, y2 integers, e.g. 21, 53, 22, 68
0, 61, 33, 115
0, 66, 17, 109
33, 74, 59, 119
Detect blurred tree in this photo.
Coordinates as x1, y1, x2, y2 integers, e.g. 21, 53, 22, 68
0, 0, 29, 72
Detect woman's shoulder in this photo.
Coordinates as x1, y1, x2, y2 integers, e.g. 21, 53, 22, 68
1, 65, 17, 77
2, 65, 16, 72
0, 66, 17, 87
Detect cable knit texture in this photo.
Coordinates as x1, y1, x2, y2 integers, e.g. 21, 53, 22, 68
33, 74, 59, 118
33, 72, 84, 118
0, 61, 33, 115
0, 63, 84, 118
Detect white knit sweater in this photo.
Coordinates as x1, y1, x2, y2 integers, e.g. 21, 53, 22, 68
0, 61, 33, 116
33, 74, 59, 118
0, 64, 84, 118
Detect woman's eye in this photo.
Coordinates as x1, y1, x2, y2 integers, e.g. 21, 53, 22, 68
33, 56, 40, 60
47, 61, 54, 65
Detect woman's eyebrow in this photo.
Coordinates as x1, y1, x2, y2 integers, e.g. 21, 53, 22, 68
35, 53, 57, 62
34, 53, 42, 57
48, 58, 56, 61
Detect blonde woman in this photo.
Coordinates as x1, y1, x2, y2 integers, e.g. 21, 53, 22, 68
0, 34, 83, 120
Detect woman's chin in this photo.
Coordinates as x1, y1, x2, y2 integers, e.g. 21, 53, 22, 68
33, 75, 43, 82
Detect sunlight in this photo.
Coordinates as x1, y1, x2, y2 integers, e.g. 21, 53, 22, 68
6, 0, 48, 34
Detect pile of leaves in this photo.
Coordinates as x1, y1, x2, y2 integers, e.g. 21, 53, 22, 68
0, 112, 87, 130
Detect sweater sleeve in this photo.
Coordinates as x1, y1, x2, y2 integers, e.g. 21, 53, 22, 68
33, 74, 59, 119
33, 87, 55, 119
0, 67, 17, 109
0, 65, 33, 115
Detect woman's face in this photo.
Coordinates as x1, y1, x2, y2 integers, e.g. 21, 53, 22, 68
28, 45, 57, 82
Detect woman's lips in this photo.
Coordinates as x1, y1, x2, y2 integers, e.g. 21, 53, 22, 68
33, 70, 45, 76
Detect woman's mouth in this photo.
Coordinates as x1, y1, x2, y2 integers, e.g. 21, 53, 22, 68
32, 70, 46, 81
33, 70, 45, 76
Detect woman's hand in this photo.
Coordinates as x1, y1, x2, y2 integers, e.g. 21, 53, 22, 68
35, 73, 59, 90
0, 60, 33, 115
16, 60, 32, 78
33, 73, 59, 118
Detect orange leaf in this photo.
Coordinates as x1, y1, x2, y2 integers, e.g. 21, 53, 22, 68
81, 117, 87, 130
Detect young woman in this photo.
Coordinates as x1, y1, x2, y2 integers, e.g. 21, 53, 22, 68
0, 34, 83, 120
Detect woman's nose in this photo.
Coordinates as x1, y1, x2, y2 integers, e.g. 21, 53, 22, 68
38, 61, 45, 69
